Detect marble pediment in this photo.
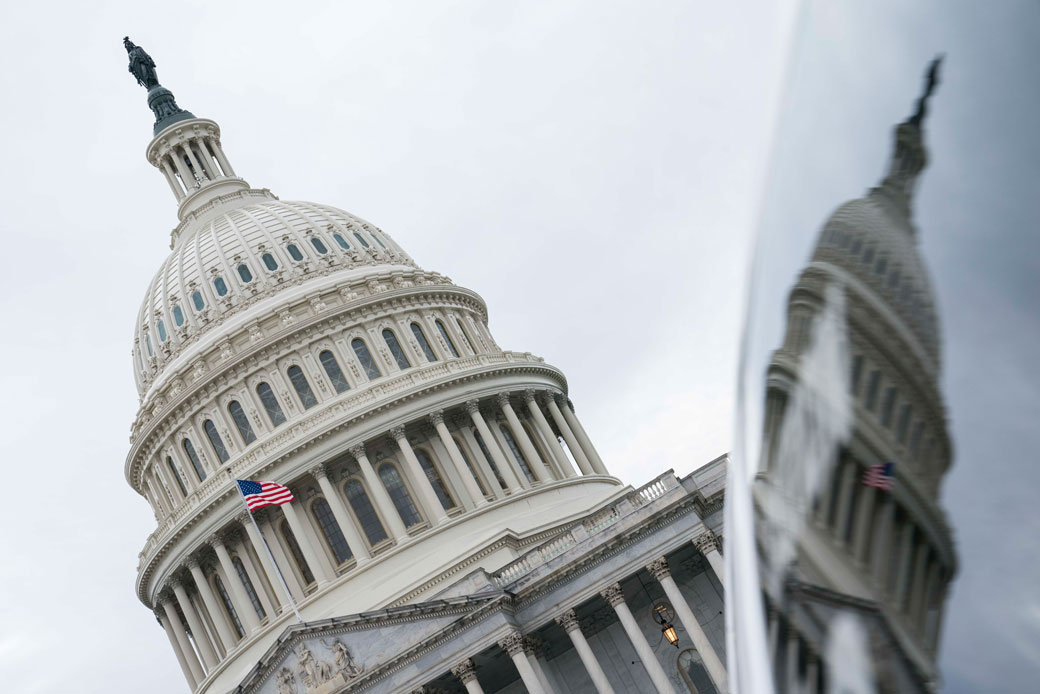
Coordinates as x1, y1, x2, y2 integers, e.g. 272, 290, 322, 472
236, 594, 504, 694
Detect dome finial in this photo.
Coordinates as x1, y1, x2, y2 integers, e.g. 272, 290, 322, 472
123, 37, 195, 135
908, 54, 943, 129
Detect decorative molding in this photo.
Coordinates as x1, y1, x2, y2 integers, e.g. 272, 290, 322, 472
555, 609, 581, 633
600, 582, 625, 607
497, 630, 525, 656
646, 556, 671, 581
451, 658, 477, 683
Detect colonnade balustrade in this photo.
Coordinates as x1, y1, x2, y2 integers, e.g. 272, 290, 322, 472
151, 388, 608, 688
157, 135, 235, 200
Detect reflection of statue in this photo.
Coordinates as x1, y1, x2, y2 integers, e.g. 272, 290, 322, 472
276, 667, 297, 694
324, 638, 363, 678
295, 646, 333, 688
123, 37, 159, 89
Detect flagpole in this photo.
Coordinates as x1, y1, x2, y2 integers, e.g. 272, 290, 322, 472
230, 473, 304, 624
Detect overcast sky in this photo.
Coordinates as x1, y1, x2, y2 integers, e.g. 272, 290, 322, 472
0, 1, 1035, 692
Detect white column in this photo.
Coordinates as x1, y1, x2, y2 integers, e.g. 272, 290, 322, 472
600, 583, 676, 694
523, 637, 556, 694
456, 417, 506, 499
193, 138, 218, 179
159, 157, 185, 200
211, 534, 261, 633
489, 416, 532, 489
451, 658, 486, 694
426, 424, 477, 510
241, 511, 295, 611
805, 651, 820, 694
158, 609, 200, 689
171, 580, 219, 670
181, 144, 205, 185
351, 444, 409, 540
499, 631, 547, 694
693, 532, 725, 589
466, 400, 522, 492
170, 148, 195, 190
498, 393, 550, 483
555, 609, 616, 694
233, 537, 276, 619
646, 558, 727, 692
546, 396, 594, 475
281, 502, 333, 586
558, 396, 608, 475
871, 497, 895, 589
312, 464, 371, 562
187, 558, 236, 652
258, 514, 306, 603
784, 628, 800, 694
208, 137, 235, 176
524, 390, 577, 478
392, 425, 450, 524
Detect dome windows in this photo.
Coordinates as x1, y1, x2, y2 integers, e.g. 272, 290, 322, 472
203, 419, 230, 463
286, 244, 304, 261
182, 438, 207, 482
332, 233, 349, 250
310, 237, 328, 255
227, 400, 256, 445
143, 331, 153, 357
172, 305, 185, 327
344, 479, 388, 545
379, 463, 422, 527
255, 382, 286, 427
311, 497, 353, 564
166, 456, 187, 496
213, 276, 229, 296
411, 323, 437, 362
191, 290, 206, 311
157, 320, 168, 343
382, 329, 411, 370
287, 365, 318, 409
351, 339, 382, 380
237, 263, 253, 283
319, 350, 350, 393
436, 320, 459, 358
353, 232, 370, 249
261, 253, 278, 271
372, 232, 387, 249
415, 448, 455, 510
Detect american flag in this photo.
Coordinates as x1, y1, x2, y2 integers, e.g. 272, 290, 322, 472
236, 480, 294, 510
862, 462, 895, 491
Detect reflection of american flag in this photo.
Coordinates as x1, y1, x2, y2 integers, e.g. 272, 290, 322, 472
862, 463, 895, 491
236, 480, 294, 510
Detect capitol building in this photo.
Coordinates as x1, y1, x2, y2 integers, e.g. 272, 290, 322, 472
122, 40, 728, 694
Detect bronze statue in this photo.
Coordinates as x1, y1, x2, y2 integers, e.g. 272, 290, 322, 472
909, 55, 943, 128
124, 37, 159, 90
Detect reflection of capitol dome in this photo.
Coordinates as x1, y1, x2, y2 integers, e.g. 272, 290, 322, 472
122, 40, 730, 694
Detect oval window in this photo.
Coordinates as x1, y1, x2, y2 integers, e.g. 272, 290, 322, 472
311, 237, 328, 255
262, 253, 278, 271
353, 232, 370, 249
213, 276, 228, 296
287, 244, 303, 261
144, 331, 153, 357
172, 305, 185, 326
238, 263, 253, 283
157, 320, 168, 342
333, 233, 349, 250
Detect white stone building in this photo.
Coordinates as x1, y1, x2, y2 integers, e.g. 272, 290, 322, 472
122, 41, 728, 694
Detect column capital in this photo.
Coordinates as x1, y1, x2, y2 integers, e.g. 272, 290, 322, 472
522, 635, 543, 656
555, 608, 581, 633
522, 388, 538, 404
237, 510, 252, 526
694, 530, 721, 555
348, 443, 368, 461
552, 391, 567, 407
451, 658, 478, 683
207, 532, 227, 549
464, 399, 481, 415
496, 392, 512, 408
498, 630, 526, 656
646, 557, 671, 581
389, 425, 407, 441
428, 409, 445, 427
600, 582, 626, 607
310, 462, 330, 480
185, 555, 202, 571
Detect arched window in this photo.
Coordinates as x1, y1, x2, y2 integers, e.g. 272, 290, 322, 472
319, 350, 350, 393
372, 232, 387, 249
473, 430, 507, 488
411, 323, 437, 362
255, 382, 286, 427
261, 253, 278, 271
415, 448, 455, 510
454, 438, 487, 495
203, 419, 230, 462
351, 338, 382, 380
182, 439, 207, 482
213, 276, 229, 296
214, 574, 245, 638
191, 290, 205, 311
143, 331, 153, 357
172, 305, 185, 327
166, 456, 187, 496
382, 329, 411, 370
311, 237, 328, 255
237, 263, 253, 283
678, 649, 717, 694
500, 425, 535, 483
378, 463, 422, 527
454, 318, 475, 354
344, 479, 388, 545
353, 231, 370, 248
157, 319, 168, 342
286, 244, 304, 261
332, 233, 349, 250
227, 400, 256, 445
280, 520, 315, 585
232, 556, 266, 620
311, 497, 353, 564
287, 365, 318, 409
435, 319, 459, 358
